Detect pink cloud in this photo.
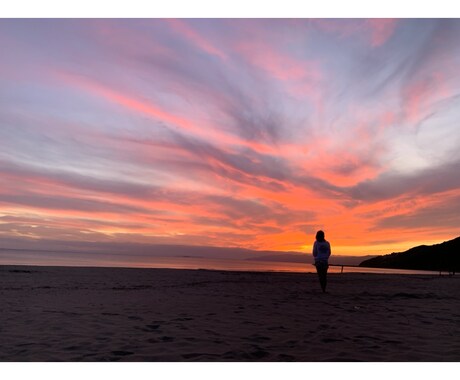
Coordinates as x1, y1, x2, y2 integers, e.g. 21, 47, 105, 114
312, 19, 398, 47
56, 72, 282, 156
402, 71, 450, 125
88, 19, 175, 61
231, 32, 325, 114
366, 19, 398, 47
309, 19, 363, 38
166, 19, 226, 60
236, 40, 322, 83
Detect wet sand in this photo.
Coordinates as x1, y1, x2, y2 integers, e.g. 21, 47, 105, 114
1, 265, 459, 361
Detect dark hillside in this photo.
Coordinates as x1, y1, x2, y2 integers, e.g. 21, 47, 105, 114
359, 236, 460, 271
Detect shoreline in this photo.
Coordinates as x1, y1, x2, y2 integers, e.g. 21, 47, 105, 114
0, 262, 445, 276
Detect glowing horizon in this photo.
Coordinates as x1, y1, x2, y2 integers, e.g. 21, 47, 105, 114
1, 19, 460, 259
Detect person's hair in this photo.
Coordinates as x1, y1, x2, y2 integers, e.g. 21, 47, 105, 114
316, 230, 325, 242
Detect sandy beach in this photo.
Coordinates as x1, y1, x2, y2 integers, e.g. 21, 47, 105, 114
1, 265, 459, 362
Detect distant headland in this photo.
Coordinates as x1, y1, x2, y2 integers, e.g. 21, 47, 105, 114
359, 236, 460, 273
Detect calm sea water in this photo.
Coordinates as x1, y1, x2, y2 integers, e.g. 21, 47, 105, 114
0, 250, 441, 275
125, 256, 440, 275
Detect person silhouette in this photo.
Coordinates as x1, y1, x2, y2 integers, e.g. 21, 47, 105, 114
312, 230, 331, 293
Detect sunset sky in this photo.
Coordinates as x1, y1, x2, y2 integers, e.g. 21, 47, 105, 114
1, 18, 460, 261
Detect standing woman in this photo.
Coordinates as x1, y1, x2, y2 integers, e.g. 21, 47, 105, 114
313, 230, 331, 293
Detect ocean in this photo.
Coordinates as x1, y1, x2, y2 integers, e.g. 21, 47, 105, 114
0, 249, 441, 275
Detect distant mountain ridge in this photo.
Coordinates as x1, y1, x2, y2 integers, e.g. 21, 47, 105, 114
359, 236, 460, 271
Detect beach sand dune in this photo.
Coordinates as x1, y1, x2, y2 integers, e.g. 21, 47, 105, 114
1, 265, 459, 361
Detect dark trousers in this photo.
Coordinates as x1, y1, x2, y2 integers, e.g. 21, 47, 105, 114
315, 261, 329, 292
